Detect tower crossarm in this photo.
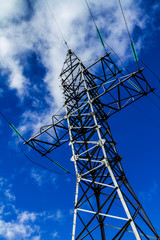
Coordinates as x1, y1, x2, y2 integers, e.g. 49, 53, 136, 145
25, 112, 69, 156
60, 50, 153, 118
87, 68, 153, 118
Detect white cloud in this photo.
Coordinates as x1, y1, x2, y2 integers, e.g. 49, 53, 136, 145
69, 209, 73, 216
0, 177, 6, 186
0, 176, 67, 239
140, 180, 159, 202
0, 0, 27, 22
0, 37, 12, 58
0, 219, 34, 240
18, 211, 37, 224
0, 177, 38, 239
4, 189, 16, 201
31, 168, 57, 186
0, 178, 16, 203
55, 209, 63, 221
31, 168, 43, 186
40, 209, 64, 223
32, 236, 41, 240
51, 231, 59, 239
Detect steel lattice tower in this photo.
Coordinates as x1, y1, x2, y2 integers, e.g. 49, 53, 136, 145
26, 49, 159, 240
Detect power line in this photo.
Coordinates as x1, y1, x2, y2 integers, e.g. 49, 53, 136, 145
117, 0, 160, 109
84, 0, 129, 65
104, 39, 160, 106
135, 104, 160, 129
45, 0, 69, 50
85, 0, 160, 95
84, 0, 129, 73
139, 58, 160, 85
118, 0, 160, 97
118, 0, 132, 41
104, 40, 160, 108
17, 135, 65, 175
84, 0, 141, 91
84, 0, 107, 54
118, 0, 139, 69
103, 39, 130, 74
0, 111, 11, 125
147, 96, 160, 111
138, 59, 160, 100
153, 91, 160, 100
84, 0, 97, 28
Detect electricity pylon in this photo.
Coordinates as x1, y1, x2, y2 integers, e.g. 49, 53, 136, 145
26, 49, 159, 240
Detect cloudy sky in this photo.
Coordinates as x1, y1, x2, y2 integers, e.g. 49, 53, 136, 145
0, 0, 160, 239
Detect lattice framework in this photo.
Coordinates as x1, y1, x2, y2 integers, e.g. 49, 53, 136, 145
26, 49, 159, 240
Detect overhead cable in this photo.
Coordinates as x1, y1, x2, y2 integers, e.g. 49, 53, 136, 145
118, 0, 139, 68
147, 96, 160, 111
118, 0, 160, 90
84, 0, 107, 53
45, 0, 69, 50
139, 58, 160, 85
84, 0, 145, 94
117, 0, 160, 108
17, 135, 65, 175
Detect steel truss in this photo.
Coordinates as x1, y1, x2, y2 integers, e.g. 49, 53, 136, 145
26, 49, 159, 240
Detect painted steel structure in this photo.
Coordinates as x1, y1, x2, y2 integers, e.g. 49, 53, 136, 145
26, 50, 159, 240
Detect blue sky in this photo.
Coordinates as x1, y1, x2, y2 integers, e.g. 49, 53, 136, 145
0, 0, 160, 239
